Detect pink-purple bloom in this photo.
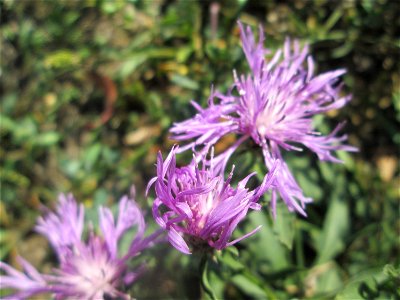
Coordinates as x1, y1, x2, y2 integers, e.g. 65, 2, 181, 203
147, 146, 277, 254
0, 190, 158, 300
170, 22, 357, 216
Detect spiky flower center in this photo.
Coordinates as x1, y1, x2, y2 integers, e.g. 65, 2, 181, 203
61, 243, 121, 299
195, 191, 218, 230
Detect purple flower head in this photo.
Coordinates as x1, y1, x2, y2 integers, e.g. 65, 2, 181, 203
147, 146, 277, 254
170, 22, 357, 216
0, 190, 158, 300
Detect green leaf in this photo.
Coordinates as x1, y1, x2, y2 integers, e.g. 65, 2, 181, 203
33, 131, 60, 146
0, 168, 30, 188
383, 264, 400, 278
296, 170, 323, 200
0, 229, 20, 260
44, 49, 80, 69
335, 267, 391, 300
337, 151, 355, 171
312, 262, 344, 296
231, 274, 267, 298
101, 147, 119, 164
93, 188, 109, 207
13, 117, 37, 143
101, 1, 123, 14
216, 249, 244, 272
0, 114, 17, 133
61, 159, 81, 177
273, 203, 295, 250
316, 175, 349, 264
176, 46, 193, 63
170, 74, 199, 90
323, 8, 343, 32
318, 161, 336, 184
201, 257, 223, 300
118, 54, 148, 78
84, 143, 102, 170
245, 212, 290, 271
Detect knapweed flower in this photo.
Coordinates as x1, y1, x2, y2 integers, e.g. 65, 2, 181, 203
170, 22, 357, 216
147, 146, 277, 254
0, 190, 159, 300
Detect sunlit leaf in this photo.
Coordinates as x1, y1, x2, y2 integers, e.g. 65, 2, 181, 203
273, 203, 295, 250
231, 274, 267, 298
316, 175, 349, 264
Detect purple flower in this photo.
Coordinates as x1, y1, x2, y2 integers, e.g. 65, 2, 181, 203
170, 22, 357, 216
147, 146, 277, 254
0, 190, 158, 300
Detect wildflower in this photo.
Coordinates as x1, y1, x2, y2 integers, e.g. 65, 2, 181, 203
0, 190, 158, 300
147, 146, 277, 254
170, 22, 357, 216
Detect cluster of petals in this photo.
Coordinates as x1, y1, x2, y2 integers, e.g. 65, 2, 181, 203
0, 190, 158, 300
147, 146, 277, 254
171, 22, 357, 216
0, 21, 359, 299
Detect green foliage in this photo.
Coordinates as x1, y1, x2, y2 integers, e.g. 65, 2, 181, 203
336, 265, 400, 300
0, 0, 398, 299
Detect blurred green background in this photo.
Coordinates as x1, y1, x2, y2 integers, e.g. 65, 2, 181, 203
1, 0, 399, 299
